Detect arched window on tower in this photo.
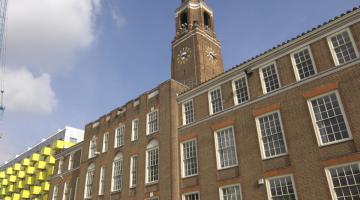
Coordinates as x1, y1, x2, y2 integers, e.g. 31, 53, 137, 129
204, 11, 211, 29
180, 11, 188, 30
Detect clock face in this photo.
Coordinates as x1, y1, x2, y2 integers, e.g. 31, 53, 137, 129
177, 47, 191, 64
206, 46, 217, 64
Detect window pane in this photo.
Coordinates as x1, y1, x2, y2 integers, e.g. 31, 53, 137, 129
222, 185, 241, 200
330, 31, 357, 65
268, 176, 297, 200
147, 148, 159, 183
210, 88, 223, 114
184, 193, 200, 200
216, 127, 237, 168
148, 111, 159, 134
293, 48, 316, 80
310, 93, 349, 145
182, 140, 198, 177
261, 64, 280, 93
258, 112, 287, 158
184, 100, 195, 125
234, 76, 249, 104
328, 164, 360, 199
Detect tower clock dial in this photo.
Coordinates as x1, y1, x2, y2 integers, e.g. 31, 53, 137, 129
177, 47, 191, 64
206, 46, 217, 64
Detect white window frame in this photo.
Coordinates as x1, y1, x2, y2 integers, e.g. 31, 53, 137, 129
265, 174, 298, 200
146, 109, 159, 135
62, 182, 70, 200
52, 185, 58, 200
182, 99, 195, 125
180, 138, 198, 178
88, 137, 97, 159
219, 184, 242, 200
146, 140, 159, 184
115, 125, 125, 148
208, 87, 223, 115
307, 90, 352, 147
232, 74, 250, 105
290, 46, 317, 81
327, 28, 359, 66
68, 153, 74, 170
214, 126, 238, 170
129, 155, 137, 188
259, 62, 281, 94
255, 111, 288, 160
325, 162, 360, 200
58, 157, 64, 174
182, 191, 200, 200
98, 166, 105, 195
102, 132, 109, 153
131, 119, 139, 141
84, 164, 95, 199
111, 153, 123, 192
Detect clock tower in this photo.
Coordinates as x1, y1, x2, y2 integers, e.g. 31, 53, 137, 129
171, 0, 224, 88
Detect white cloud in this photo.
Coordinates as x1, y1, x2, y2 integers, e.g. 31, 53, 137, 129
6, 0, 102, 72
4, 68, 57, 114
110, 5, 126, 29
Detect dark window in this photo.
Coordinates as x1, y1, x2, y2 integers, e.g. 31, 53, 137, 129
204, 11, 211, 27
180, 12, 188, 28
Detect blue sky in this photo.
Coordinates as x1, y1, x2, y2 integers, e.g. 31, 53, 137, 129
0, 0, 359, 163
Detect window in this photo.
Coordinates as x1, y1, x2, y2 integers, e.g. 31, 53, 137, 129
69, 137, 78, 144
68, 153, 74, 170
256, 111, 287, 159
219, 184, 242, 200
84, 163, 95, 199
146, 140, 159, 183
209, 88, 223, 114
115, 125, 125, 148
214, 127, 238, 169
88, 137, 97, 159
181, 139, 198, 177
147, 197, 159, 200
260, 63, 281, 94
326, 163, 360, 199
112, 153, 123, 192
102, 133, 109, 152
58, 157, 64, 174
182, 100, 195, 125
232, 76, 250, 105
328, 29, 358, 66
147, 110, 159, 135
183, 192, 200, 200
52, 185, 58, 200
99, 167, 105, 195
62, 182, 70, 200
308, 91, 351, 146
131, 119, 139, 141
130, 156, 137, 188
266, 175, 297, 200
204, 11, 211, 28
291, 47, 316, 80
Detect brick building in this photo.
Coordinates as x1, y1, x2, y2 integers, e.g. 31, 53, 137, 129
49, 0, 360, 200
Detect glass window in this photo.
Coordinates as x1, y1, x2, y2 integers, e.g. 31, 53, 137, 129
220, 185, 242, 200
146, 140, 159, 183
112, 153, 123, 192
233, 76, 249, 104
115, 125, 125, 148
308, 92, 351, 145
209, 88, 223, 114
98, 167, 105, 195
184, 192, 200, 200
183, 100, 195, 125
88, 137, 97, 159
68, 153, 74, 170
267, 176, 297, 200
292, 48, 316, 80
52, 185, 58, 200
84, 164, 95, 199
260, 64, 280, 93
327, 163, 360, 199
58, 157, 64, 174
102, 133, 109, 152
130, 156, 137, 188
62, 182, 70, 200
256, 112, 287, 159
181, 139, 198, 177
329, 30, 358, 65
131, 119, 139, 141
147, 110, 159, 135
215, 127, 237, 169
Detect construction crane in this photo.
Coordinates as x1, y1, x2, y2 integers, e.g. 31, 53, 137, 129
0, 0, 7, 140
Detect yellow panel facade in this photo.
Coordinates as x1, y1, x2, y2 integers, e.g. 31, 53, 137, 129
17, 171, 26, 179
41, 181, 50, 191
20, 189, 30, 198
8, 175, 16, 183
30, 153, 40, 162
25, 166, 35, 175
1, 178, 8, 186
5, 168, 13, 175
22, 158, 31, 166
35, 161, 46, 170
25, 176, 34, 185
11, 193, 20, 200
30, 185, 41, 195
52, 140, 65, 150
41, 147, 52, 156
46, 156, 56, 165
13, 163, 21, 171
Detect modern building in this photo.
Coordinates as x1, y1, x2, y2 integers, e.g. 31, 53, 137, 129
0, 126, 84, 200
50, 0, 360, 200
